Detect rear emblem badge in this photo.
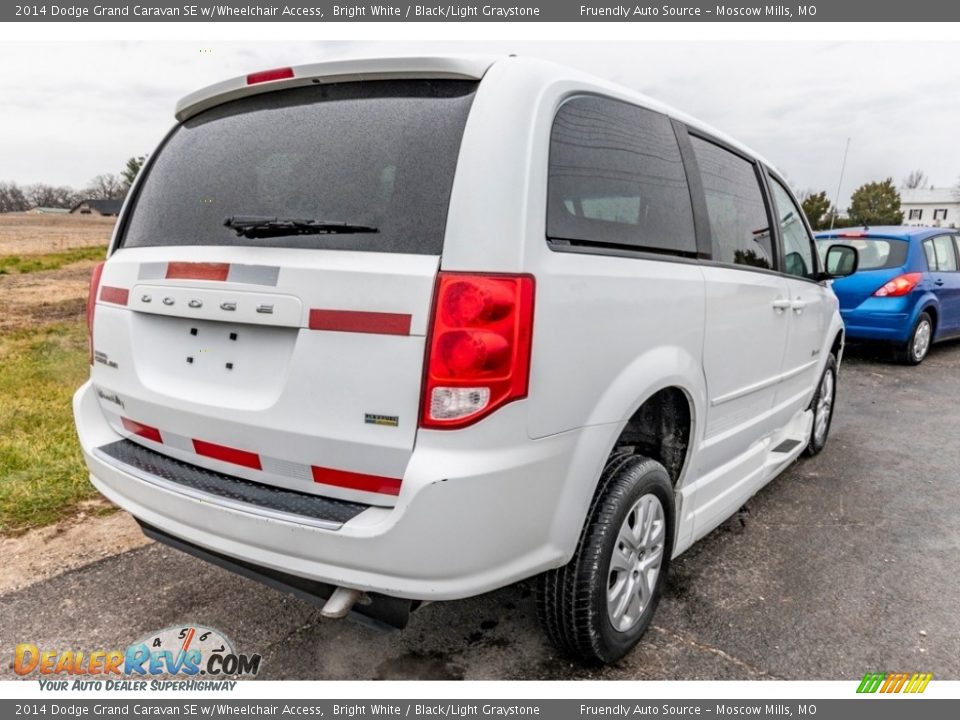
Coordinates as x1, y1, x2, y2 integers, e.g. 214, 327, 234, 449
95, 387, 125, 408
189, 299, 203, 308
162, 297, 175, 306
93, 351, 118, 369
365, 413, 399, 428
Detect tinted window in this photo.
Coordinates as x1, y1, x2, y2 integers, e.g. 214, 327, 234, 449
120, 81, 477, 254
547, 96, 695, 255
816, 237, 908, 270
769, 178, 816, 279
690, 137, 773, 270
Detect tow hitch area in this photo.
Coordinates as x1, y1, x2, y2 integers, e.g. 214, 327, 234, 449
138, 521, 414, 631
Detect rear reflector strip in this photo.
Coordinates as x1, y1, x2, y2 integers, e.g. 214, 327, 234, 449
121, 417, 163, 443
139, 262, 280, 286
166, 262, 230, 281
311, 466, 402, 496
309, 309, 412, 336
107, 415, 402, 497
247, 67, 295, 85
99, 286, 129, 306
193, 439, 263, 471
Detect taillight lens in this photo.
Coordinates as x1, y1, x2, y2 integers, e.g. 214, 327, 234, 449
246, 67, 294, 85
421, 273, 535, 429
87, 261, 105, 365
873, 272, 922, 298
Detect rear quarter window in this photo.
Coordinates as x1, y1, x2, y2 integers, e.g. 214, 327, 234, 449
119, 80, 477, 255
546, 95, 696, 256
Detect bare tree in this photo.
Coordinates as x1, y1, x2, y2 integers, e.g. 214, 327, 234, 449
902, 169, 928, 190
84, 173, 126, 201
25, 183, 78, 209
0, 181, 30, 213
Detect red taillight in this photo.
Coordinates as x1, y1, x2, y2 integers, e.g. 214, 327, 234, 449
874, 272, 923, 298
421, 273, 534, 429
246, 67, 294, 85
839, 231, 867, 238
87, 261, 105, 365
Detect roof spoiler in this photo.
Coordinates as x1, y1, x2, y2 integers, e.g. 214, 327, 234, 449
175, 55, 498, 122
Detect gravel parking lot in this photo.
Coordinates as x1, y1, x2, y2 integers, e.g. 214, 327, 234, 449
3, 341, 959, 680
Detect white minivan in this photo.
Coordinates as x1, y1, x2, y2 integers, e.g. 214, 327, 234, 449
74, 56, 857, 664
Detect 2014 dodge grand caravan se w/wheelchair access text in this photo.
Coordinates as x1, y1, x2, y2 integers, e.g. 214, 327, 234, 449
74, 56, 858, 664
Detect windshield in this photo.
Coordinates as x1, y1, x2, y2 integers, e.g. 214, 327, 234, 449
816, 237, 909, 270
119, 79, 477, 254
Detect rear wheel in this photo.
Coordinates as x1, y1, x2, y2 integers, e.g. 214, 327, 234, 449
536, 453, 674, 664
804, 354, 837, 457
896, 311, 933, 365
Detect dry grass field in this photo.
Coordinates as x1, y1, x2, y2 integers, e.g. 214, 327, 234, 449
0, 212, 115, 254
0, 213, 111, 331
0, 213, 113, 534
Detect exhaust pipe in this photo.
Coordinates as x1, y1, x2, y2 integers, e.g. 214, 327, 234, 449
139, 521, 414, 630
321, 586, 364, 619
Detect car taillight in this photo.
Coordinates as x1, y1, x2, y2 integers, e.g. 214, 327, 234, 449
421, 273, 535, 429
873, 272, 922, 298
87, 261, 105, 365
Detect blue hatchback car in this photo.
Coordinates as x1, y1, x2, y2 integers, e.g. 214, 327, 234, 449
815, 226, 960, 364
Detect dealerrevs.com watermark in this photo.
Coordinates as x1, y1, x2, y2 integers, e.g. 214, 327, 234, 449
13, 625, 260, 688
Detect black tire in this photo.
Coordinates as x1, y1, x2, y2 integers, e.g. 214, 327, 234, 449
536, 453, 674, 665
804, 354, 838, 457
895, 311, 933, 365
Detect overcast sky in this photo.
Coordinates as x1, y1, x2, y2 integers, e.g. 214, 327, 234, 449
2, 40, 957, 207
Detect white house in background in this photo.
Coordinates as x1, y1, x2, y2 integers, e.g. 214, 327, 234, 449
901, 188, 960, 228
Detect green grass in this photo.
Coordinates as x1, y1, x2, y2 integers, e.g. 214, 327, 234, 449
0, 320, 97, 534
0, 245, 106, 275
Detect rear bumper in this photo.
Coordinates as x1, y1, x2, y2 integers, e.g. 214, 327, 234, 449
74, 380, 610, 601
840, 300, 915, 343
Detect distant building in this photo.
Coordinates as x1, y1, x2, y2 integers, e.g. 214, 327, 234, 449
70, 199, 123, 217
901, 188, 959, 229
27, 206, 70, 214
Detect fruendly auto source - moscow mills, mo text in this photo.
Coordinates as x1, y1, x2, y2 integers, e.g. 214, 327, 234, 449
579, 4, 815, 18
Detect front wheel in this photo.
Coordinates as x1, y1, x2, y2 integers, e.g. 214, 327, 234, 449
536, 453, 674, 665
804, 354, 837, 457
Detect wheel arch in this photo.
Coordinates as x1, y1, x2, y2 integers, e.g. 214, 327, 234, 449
546, 346, 706, 567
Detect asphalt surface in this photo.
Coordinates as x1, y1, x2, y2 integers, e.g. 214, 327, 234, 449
3, 341, 959, 680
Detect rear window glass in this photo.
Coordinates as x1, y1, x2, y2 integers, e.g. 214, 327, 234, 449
547, 95, 696, 255
816, 238, 908, 270
120, 80, 477, 255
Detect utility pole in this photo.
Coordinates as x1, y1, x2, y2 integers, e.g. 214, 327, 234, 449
830, 138, 851, 231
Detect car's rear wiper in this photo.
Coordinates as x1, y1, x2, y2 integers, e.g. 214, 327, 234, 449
223, 215, 379, 239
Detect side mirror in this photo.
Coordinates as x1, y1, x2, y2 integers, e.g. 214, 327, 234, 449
822, 244, 859, 279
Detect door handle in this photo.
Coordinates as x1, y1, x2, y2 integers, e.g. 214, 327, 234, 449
792, 299, 808, 314
771, 299, 792, 312
935, 278, 945, 286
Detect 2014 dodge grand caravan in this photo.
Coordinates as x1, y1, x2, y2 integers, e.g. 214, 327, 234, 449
74, 56, 857, 664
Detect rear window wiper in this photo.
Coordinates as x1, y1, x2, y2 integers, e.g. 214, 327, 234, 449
223, 216, 379, 239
